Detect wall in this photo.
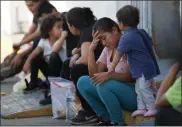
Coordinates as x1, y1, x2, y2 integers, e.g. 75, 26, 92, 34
1, 1, 12, 36
50, 1, 131, 22
152, 1, 181, 59
131, 1, 152, 36
1, 1, 31, 35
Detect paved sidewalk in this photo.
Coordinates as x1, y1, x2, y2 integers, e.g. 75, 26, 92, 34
1, 76, 69, 126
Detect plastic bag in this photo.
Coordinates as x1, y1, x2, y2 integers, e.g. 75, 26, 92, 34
49, 77, 81, 119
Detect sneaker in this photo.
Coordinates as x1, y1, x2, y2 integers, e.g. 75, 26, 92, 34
39, 95, 52, 105
96, 121, 119, 126
24, 82, 39, 92
69, 109, 99, 125
24, 78, 43, 92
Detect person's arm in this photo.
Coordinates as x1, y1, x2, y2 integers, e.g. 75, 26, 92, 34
18, 47, 33, 58
10, 47, 33, 68
23, 47, 42, 73
88, 48, 98, 76
108, 71, 134, 83
91, 69, 134, 85
88, 31, 106, 77
26, 47, 42, 63
19, 26, 40, 46
75, 42, 91, 65
109, 50, 123, 73
88, 49, 106, 77
109, 34, 132, 73
13, 23, 38, 51
53, 31, 68, 53
155, 63, 180, 108
22, 23, 38, 40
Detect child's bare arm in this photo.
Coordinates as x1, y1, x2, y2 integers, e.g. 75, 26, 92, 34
23, 47, 42, 73
53, 31, 68, 53
109, 50, 123, 73
27, 47, 42, 63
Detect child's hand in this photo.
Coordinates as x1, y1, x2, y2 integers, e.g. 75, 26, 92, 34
23, 60, 31, 74
69, 54, 79, 67
61, 31, 68, 38
72, 48, 80, 55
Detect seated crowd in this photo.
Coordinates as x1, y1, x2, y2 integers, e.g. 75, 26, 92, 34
1, 0, 181, 126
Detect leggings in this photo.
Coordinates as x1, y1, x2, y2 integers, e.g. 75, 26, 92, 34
31, 52, 62, 84
77, 76, 137, 125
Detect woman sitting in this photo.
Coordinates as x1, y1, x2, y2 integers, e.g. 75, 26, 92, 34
77, 17, 137, 126
60, 7, 103, 125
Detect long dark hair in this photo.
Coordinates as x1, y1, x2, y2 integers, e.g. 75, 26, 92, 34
66, 7, 96, 29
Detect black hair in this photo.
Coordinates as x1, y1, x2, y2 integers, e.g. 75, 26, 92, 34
36, 0, 56, 18
116, 5, 140, 27
93, 17, 120, 34
40, 14, 62, 39
66, 7, 96, 29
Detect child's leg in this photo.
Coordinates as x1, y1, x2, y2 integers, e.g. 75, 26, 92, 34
139, 75, 157, 116
48, 52, 63, 77
60, 59, 71, 80
30, 54, 48, 85
132, 78, 147, 117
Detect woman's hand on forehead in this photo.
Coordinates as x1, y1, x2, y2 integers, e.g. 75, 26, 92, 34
93, 31, 103, 38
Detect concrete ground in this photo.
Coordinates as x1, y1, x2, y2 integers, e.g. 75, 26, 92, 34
0, 76, 69, 126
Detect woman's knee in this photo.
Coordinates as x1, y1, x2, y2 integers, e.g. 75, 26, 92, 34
77, 76, 91, 92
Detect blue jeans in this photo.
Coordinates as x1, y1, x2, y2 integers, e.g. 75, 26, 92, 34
77, 76, 137, 125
